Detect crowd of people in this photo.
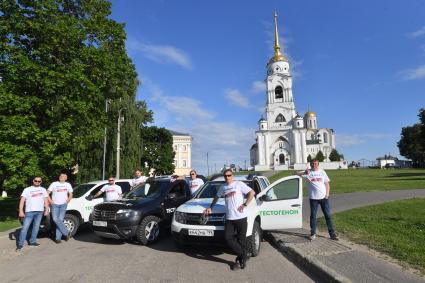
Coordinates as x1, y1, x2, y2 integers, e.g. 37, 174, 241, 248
15, 161, 337, 271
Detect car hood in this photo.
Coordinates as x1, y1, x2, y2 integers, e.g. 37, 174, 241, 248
177, 198, 226, 214
94, 198, 153, 210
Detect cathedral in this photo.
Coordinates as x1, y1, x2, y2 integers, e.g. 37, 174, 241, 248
250, 13, 337, 171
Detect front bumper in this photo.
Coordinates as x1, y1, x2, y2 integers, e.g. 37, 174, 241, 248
91, 217, 139, 240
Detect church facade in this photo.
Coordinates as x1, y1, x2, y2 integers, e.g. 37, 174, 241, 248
251, 13, 337, 171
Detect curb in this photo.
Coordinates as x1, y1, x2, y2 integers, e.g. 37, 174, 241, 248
267, 233, 351, 283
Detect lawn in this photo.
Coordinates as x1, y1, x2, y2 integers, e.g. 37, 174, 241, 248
318, 198, 425, 275
268, 168, 425, 194
0, 197, 20, 232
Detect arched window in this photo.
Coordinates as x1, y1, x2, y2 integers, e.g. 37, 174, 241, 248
275, 114, 285, 123
275, 86, 283, 99
279, 154, 285, 164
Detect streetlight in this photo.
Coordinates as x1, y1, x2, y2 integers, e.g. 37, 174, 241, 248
116, 107, 126, 179
102, 99, 111, 180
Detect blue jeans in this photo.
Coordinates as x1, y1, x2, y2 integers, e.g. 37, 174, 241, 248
309, 198, 335, 236
18, 211, 43, 248
51, 204, 69, 240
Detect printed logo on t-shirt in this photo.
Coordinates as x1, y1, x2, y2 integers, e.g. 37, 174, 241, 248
31, 192, 43, 198
224, 191, 236, 198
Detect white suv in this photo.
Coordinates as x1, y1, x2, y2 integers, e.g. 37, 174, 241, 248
63, 179, 133, 236
171, 175, 303, 257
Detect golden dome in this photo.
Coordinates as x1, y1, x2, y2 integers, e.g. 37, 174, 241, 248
269, 11, 288, 64
304, 111, 316, 118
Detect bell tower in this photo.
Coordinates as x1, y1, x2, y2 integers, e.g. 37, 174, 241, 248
265, 12, 296, 130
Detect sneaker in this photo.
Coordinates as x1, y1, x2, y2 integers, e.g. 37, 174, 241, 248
330, 234, 339, 241
55, 240, 62, 244
65, 232, 71, 241
230, 257, 241, 271
16, 247, 23, 252
28, 242, 40, 247
309, 234, 317, 241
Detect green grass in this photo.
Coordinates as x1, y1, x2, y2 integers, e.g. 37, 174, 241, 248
269, 168, 425, 194
318, 198, 425, 274
0, 217, 20, 232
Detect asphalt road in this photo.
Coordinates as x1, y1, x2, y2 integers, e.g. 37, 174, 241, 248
0, 227, 317, 283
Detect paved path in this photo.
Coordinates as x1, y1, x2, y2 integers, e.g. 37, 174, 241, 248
0, 228, 317, 283
271, 188, 425, 283
303, 188, 425, 221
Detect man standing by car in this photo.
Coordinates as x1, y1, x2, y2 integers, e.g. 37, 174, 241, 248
93, 177, 122, 201
17, 176, 49, 251
297, 159, 338, 241
48, 173, 73, 243
204, 169, 255, 270
131, 169, 148, 188
188, 169, 204, 195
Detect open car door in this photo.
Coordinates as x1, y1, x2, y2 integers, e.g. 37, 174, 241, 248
256, 175, 303, 230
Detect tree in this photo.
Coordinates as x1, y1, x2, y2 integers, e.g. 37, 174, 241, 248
329, 149, 342, 161
0, 0, 152, 190
307, 154, 312, 163
315, 150, 325, 162
140, 127, 175, 175
398, 108, 425, 167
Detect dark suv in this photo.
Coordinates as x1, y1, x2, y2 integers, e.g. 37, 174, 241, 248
91, 177, 191, 245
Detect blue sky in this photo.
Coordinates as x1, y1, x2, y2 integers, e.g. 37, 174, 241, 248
111, 0, 425, 175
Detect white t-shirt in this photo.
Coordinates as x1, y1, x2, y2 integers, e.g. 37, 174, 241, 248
48, 181, 73, 205
101, 184, 122, 201
21, 186, 48, 212
303, 169, 330, 200
132, 176, 148, 187
189, 178, 204, 195
216, 181, 252, 220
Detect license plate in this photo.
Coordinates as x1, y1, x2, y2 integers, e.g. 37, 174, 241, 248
188, 229, 214, 236
93, 221, 107, 227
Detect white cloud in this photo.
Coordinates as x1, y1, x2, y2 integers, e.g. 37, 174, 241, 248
251, 80, 266, 93
406, 26, 425, 38
225, 89, 250, 108
127, 39, 193, 70
398, 65, 425, 80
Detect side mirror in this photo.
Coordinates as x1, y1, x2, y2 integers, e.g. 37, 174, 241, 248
167, 193, 177, 200
260, 195, 268, 201
85, 195, 94, 201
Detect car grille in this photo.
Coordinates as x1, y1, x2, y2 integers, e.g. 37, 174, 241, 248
185, 213, 225, 225
93, 208, 116, 221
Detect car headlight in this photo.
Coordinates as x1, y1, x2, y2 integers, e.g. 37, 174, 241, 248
174, 211, 187, 224
116, 209, 132, 219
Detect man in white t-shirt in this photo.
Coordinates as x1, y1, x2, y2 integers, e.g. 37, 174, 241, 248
48, 173, 73, 243
94, 177, 122, 201
131, 169, 148, 188
297, 159, 338, 241
189, 169, 204, 195
204, 169, 255, 270
17, 176, 49, 251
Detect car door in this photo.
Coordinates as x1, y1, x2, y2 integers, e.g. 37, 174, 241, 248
256, 175, 302, 230
82, 183, 107, 221
163, 180, 186, 222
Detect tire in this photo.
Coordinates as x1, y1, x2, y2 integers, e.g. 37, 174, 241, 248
63, 214, 80, 237
136, 215, 161, 245
247, 221, 262, 257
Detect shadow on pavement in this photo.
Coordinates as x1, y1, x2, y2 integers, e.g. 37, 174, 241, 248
72, 226, 126, 246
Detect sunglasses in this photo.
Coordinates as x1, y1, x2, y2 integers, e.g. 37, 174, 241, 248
108, 179, 114, 182
190, 173, 196, 175
33, 180, 42, 183
224, 174, 232, 177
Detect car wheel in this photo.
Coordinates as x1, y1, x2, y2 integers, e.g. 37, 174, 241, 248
136, 215, 161, 245
247, 221, 261, 257
63, 214, 80, 237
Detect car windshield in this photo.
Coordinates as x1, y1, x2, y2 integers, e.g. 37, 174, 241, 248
194, 180, 252, 199
124, 181, 164, 199
72, 183, 96, 198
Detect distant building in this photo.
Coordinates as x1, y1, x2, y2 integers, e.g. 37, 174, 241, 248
250, 13, 343, 171
376, 156, 396, 168
169, 130, 192, 175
